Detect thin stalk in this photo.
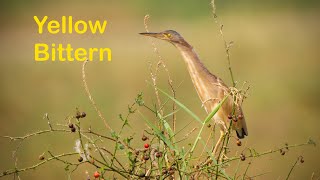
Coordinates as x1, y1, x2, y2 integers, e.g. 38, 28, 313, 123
285, 157, 300, 180
242, 162, 251, 180
76, 120, 89, 161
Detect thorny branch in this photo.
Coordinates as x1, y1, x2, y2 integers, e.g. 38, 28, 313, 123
144, 14, 177, 132
211, 0, 236, 87
0, 152, 79, 177
82, 60, 113, 131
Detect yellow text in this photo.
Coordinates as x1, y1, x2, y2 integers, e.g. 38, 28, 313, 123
34, 16, 107, 34
34, 43, 112, 61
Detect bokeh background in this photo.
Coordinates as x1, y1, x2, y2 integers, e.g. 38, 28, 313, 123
0, 0, 319, 179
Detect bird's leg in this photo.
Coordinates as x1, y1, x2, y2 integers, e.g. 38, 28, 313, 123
212, 129, 225, 156
199, 129, 225, 167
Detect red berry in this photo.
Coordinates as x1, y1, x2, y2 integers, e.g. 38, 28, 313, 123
144, 143, 149, 149
93, 171, 100, 178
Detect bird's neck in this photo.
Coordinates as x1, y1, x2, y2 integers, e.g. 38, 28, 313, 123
175, 43, 216, 104
175, 43, 211, 78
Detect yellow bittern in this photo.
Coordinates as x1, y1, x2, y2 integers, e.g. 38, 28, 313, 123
140, 30, 248, 151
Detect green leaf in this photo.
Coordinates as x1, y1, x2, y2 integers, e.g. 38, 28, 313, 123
118, 144, 124, 150
111, 131, 119, 139
124, 136, 133, 145
135, 92, 145, 106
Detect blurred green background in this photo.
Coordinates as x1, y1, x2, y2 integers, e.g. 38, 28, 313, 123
0, 0, 319, 179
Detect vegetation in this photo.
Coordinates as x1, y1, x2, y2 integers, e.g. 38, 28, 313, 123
0, 1, 317, 179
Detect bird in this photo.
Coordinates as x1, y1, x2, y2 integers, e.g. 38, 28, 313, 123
140, 30, 248, 151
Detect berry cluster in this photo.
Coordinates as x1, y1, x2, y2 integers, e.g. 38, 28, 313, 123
68, 110, 87, 132
227, 113, 243, 123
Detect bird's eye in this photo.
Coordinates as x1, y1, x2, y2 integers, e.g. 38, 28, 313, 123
165, 33, 172, 38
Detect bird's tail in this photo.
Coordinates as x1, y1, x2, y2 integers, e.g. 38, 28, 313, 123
234, 108, 248, 139
236, 127, 248, 139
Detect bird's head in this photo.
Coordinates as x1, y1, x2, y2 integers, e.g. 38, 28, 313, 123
140, 30, 190, 47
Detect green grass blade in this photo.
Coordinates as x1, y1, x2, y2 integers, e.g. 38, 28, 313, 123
162, 117, 175, 139
138, 111, 177, 152
151, 84, 202, 124
190, 95, 229, 154
203, 96, 229, 124
162, 109, 180, 119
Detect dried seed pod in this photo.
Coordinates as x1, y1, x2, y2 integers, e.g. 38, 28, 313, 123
143, 148, 148, 152
143, 155, 150, 161
80, 112, 86, 118
207, 124, 212, 128
162, 169, 167, 175
78, 156, 83, 162
68, 123, 74, 129
279, 149, 286, 155
285, 143, 289, 150
75, 111, 81, 119
233, 117, 238, 122
155, 152, 162, 158
228, 114, 233, 119
71, 127, 76, 132
300, 157, 304, 163
39, 155, 45, 161
238, 114, 244, 120
236, 140, 242, 146
169, 170, 175, 175
141, 135, 148, 141
240, 153, 246, 161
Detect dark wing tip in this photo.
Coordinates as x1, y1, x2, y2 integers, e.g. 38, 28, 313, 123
236, 128, 248, 139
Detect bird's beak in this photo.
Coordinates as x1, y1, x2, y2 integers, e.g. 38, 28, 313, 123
139, 32, 165, 39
